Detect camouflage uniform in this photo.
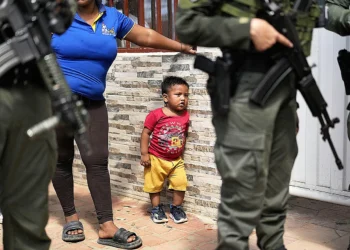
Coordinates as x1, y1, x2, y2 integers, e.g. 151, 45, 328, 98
176, 1, 319, 249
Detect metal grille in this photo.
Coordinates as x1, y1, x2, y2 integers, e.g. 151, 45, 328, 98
107, 0, 178, 52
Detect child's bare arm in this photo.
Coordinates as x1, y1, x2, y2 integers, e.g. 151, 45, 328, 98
181, 128, 189, 158
140, 127, 152, 167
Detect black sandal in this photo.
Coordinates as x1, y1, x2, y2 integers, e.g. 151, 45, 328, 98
62, 221, 85, 242
97, 228, 142, 249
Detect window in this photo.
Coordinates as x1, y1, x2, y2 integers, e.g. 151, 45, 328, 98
105, 0, 178, 52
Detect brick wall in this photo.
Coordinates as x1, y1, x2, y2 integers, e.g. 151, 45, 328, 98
73, 48, 222, 218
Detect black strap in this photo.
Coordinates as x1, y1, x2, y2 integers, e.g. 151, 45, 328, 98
259, 0, 315, 13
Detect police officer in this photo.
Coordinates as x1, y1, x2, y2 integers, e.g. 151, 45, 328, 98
176, 1, 319, 250
0, 1, 76, 249
325, 1, 350, 139
325, 2, 350, 250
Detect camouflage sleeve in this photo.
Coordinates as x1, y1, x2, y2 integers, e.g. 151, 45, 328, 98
326, 0, 350, 36
175, 0, 252, 50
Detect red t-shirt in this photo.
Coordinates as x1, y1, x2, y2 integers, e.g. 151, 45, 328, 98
144, 108, 190, 161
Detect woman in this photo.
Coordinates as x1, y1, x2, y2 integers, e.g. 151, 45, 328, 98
51, 0, 195, 249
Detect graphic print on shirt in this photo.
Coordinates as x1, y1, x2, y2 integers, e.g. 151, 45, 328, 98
102, 23, 115, 36
157, 121, 187, 155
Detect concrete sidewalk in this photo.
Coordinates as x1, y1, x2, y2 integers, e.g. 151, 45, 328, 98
1, 183, 350, 249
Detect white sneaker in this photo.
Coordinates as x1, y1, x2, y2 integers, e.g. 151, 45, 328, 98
0, 213, 3, 224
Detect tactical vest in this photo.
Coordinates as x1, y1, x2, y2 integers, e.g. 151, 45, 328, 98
219, 0, 320, 56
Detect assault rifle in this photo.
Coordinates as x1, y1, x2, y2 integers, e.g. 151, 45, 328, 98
0, 0, 91, 154
249, 0, 343, 170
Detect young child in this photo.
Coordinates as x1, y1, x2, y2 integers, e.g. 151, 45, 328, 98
140, 76, 190, 224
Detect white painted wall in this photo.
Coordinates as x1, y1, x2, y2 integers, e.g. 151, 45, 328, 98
290, 28, 350, 206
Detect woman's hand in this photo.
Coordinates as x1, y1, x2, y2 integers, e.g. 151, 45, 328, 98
181, 43, 197, 55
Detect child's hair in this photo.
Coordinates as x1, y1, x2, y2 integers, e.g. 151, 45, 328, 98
161, 76, 189, 95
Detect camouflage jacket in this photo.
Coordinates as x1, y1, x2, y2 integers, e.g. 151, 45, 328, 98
175, 0, 319, 56
326, 0, 350, 36
175, 0, 252, 50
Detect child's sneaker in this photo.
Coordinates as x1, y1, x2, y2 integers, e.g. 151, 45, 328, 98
150, 204, 168, 223
170, 205, 188, 224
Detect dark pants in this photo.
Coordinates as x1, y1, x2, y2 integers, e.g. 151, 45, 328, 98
0, 84, 57, 250
52, 98, 113, 224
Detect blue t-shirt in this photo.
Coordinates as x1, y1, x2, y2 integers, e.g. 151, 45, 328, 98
51, 5, 134, 100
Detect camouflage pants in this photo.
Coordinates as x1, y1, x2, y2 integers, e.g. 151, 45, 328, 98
213, 63, 298, 250
0, 84, 57, 250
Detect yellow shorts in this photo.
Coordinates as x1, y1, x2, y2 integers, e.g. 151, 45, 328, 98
143, 154, 188, 193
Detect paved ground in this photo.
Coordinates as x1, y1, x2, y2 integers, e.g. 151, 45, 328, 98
1, 183, 350, 249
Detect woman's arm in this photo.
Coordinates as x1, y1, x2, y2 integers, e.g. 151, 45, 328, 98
124, 24, 196, 54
